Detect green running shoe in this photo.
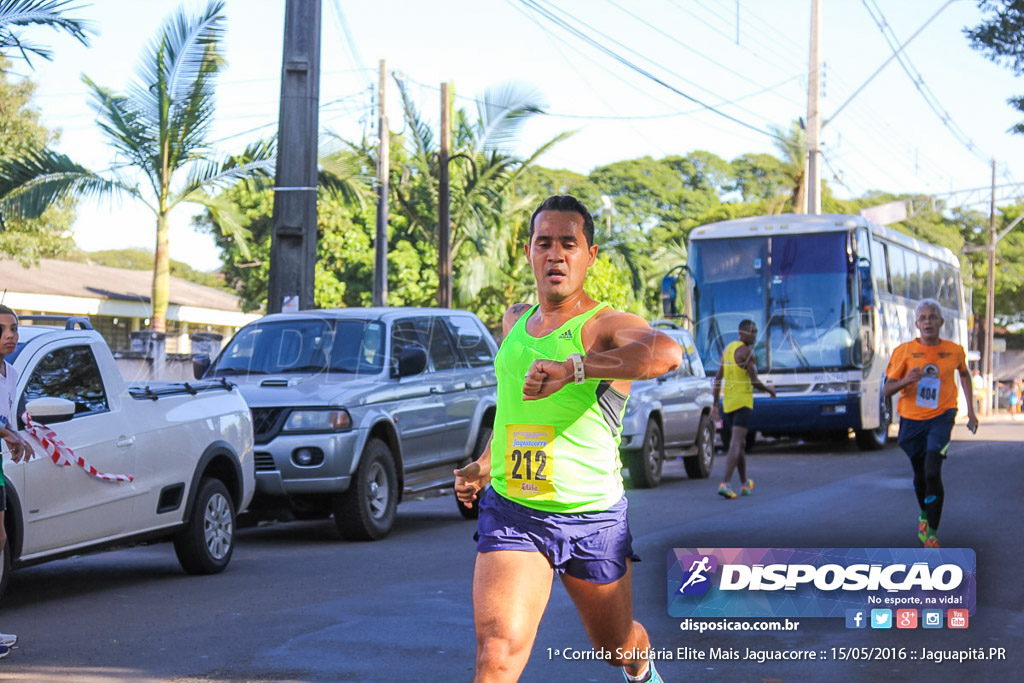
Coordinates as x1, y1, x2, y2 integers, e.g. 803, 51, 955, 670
718, 483, 737, 499
917, 513, 928, 543
924, 535, 940, 549
741, 479, 755, 496
622, 660, 663, 683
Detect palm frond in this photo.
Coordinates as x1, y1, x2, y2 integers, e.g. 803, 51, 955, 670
474, 82, 545, 152
82, 75, 160, 191
0, 147, 130, 226
319, 145, 374, 208
0, 0, 92, 65
187, 189, 252, 261
176, 139, 275, 206
394, 76, 435, 163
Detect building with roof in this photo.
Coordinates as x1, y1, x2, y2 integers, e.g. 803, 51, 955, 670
0, 258, 261, 353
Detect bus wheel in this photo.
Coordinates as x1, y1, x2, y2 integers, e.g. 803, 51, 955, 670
855, 397, 891, 450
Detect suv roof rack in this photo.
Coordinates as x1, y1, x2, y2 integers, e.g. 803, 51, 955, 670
18, 315, 94, 330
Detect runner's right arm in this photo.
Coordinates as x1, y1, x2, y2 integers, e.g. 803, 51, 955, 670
736, 344, 776, 398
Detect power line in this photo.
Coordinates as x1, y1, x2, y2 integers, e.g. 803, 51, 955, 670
517, 0, 786, 145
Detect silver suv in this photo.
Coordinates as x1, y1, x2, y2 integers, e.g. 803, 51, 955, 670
619, 324, 715, 488
197, 308, 497, 540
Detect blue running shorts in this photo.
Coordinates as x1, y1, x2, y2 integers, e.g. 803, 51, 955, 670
897, 409, 956, 460
475, 487, 641, 584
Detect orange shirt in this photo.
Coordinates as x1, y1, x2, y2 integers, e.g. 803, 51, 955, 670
886, 339, 967, 421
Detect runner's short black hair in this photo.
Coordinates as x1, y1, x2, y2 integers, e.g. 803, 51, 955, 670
528, 195, 595, 247
739, 319, 756, 333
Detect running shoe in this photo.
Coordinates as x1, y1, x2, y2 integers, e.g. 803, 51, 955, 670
0, 633, 16, 648
0, 644, 9, 659
917, 514, 928, 544
924, 535, 940, 549
741, 479, 755, 496
621, 660, 663, 683
718, 483, 737, 499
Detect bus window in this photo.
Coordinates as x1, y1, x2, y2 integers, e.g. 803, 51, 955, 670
889, 246, 907, 298
920, 257, 938, 300
871, 240, 889, 293
905, 251, 921, 300
937, 266, 959, 309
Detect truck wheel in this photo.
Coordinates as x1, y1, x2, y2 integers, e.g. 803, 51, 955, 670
457, 425, 491, 520
174, 478, 235, 575
684, 414, 715, 479
627, 419, 664, 489
335, 439, 397, 541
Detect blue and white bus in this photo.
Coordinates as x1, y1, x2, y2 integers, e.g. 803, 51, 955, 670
670, 213, 967, 450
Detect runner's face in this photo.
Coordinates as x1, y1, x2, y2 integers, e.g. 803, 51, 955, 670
739, 325, 757, 344
526, 210, 597, 301
915, 307, 943, 341
0, 314, 17, 356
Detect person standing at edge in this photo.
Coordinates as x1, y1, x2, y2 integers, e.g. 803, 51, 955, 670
0, 305, 35, 658
883, 298, 978, 548
710, 319, 776, 499
454, 196, 681, 683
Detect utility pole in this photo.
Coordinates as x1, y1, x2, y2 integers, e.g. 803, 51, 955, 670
438, 82, 452, 309
984, 159, 996, 415
804, 0, 822, 215
267, 0, 321, 314
373, 59, 389, 307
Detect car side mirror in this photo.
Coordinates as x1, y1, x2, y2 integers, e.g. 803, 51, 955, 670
25, 397, 76, 424
193, 353, 211, 379
394, 346, 428, 378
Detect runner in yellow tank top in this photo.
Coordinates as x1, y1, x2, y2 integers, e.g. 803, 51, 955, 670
710, 320, 775, 499
453, 196, 681, 683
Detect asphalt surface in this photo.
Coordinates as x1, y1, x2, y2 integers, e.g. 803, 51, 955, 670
0, 418, 1020, 682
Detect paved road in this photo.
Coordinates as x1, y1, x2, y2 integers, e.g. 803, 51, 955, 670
0, 420, 1020, 682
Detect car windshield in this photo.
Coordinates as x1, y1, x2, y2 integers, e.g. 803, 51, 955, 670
692, 232, 857, 372
211, 319, 385, 376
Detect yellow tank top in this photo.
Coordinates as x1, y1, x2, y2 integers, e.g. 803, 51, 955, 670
722, 340, 753, 412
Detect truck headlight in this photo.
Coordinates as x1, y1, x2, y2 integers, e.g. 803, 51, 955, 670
282, 409, 352, 432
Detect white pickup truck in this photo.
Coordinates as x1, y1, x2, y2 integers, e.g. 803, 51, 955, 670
1, 318, 255, 598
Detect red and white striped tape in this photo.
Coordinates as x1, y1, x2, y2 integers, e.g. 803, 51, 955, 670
21, 411, 134, 483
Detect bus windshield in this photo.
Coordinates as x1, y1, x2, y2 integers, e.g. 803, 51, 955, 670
692, 232, 858, 373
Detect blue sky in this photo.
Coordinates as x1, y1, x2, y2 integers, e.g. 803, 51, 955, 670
22, 0, 1024, 271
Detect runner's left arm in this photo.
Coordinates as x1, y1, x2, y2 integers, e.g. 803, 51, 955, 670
523, 312, 681, 400
957, 363, 979, 433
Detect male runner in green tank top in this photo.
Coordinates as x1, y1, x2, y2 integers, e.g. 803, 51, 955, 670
455, 195, 681, 683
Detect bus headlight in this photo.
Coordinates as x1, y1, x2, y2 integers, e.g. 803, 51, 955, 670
813, 382, 849, 393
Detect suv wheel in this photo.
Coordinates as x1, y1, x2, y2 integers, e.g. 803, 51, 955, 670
457, 425, 492, 520
627, 419, 664, 488
335, 439, 397, 541
684, 414, 715, 479
174, 478, 236, 575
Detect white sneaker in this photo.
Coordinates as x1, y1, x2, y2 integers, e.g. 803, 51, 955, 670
0, 644, 9, 659
0, 633, 17, 648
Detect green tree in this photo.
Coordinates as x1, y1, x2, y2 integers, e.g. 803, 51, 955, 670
0, 0, 271, 331
0, 58, 76, 262
965, 0, 1024, 134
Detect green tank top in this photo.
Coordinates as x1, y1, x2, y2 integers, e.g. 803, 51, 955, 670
489, 303, 627, 513
722, 340, 753, 412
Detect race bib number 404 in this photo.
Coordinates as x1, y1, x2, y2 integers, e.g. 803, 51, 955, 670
505, 424, 555, 500
916, 376, 940, 410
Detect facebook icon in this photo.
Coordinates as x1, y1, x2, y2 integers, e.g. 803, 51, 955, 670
846, 609, 867, 629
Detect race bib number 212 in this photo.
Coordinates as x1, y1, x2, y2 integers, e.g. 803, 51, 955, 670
505, 424, 555, 500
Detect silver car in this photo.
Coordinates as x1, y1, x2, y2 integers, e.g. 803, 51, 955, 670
198, 307, 498, 540
619, 324, 715, 488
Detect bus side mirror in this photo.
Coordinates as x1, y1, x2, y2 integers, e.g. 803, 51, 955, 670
857, 258, 874, 310
660, 272, 679, 317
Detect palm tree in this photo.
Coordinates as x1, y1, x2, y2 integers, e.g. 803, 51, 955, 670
770, 120, 807, 213
387, 79, 571, 311
0, 0, 91, 65
0, 0, 272, 331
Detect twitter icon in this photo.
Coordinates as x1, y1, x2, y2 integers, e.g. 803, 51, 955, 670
870, 609, 892, 629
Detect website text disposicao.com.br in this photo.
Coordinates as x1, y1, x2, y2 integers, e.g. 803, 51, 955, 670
678, 618, 801, 633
